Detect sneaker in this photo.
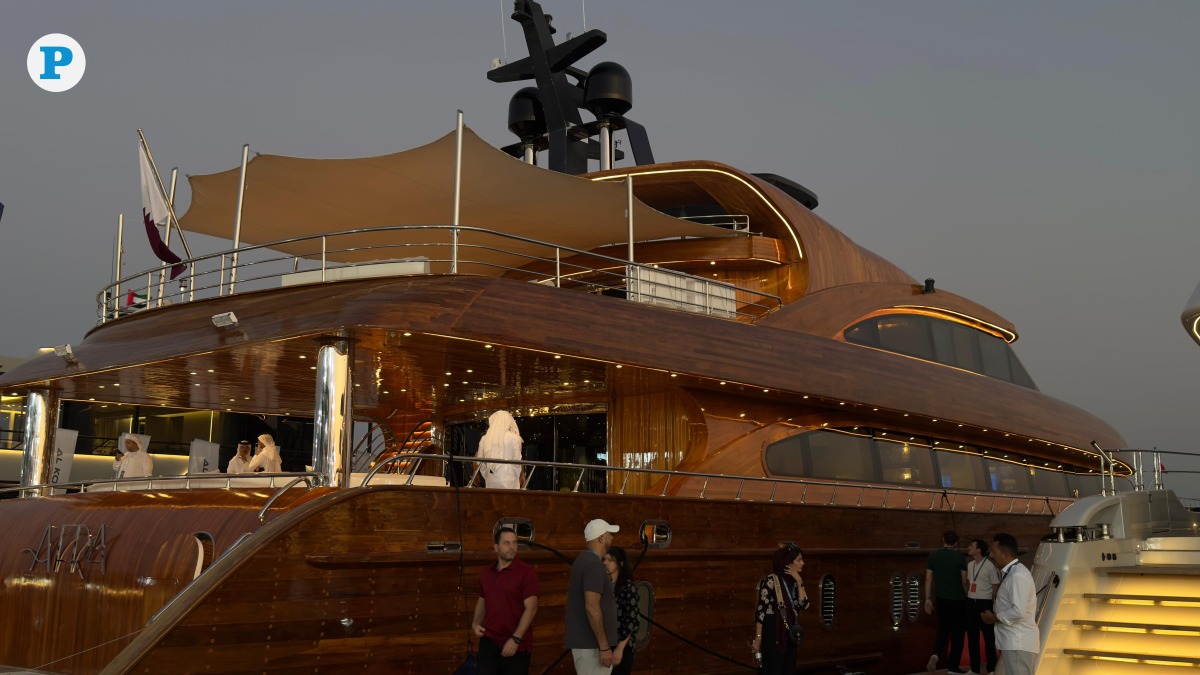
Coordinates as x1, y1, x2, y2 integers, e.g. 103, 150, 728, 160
927, 655, 938, 672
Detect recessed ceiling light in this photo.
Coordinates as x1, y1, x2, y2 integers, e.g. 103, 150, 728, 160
299, 355, 306, 359
207, 369, 215, 373
403, 332, 411, 336
112, 383, 119, 387
466, 369, 473, 373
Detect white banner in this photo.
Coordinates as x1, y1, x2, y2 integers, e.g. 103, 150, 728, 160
188, 438, 220, 474
51, 428, 79, 485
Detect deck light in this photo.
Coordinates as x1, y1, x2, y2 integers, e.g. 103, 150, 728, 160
211, 312, 239, 328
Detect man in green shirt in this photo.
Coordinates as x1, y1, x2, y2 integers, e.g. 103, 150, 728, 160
924, 530, 968, 674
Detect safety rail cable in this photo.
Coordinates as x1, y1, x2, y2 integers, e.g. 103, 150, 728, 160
96, 225, 781, 324
359, 453, 1071, 514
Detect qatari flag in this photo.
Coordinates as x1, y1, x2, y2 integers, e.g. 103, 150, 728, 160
139, 145, 186, 279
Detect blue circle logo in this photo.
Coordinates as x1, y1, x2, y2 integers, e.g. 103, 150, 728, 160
28, 33, 87, 92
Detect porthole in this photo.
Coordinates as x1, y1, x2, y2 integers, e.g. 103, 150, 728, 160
889, 573, 904, 631
192, 532, 215, 579
639, 520, 672, 549
906, 573, 921, 622
493, 517, 535, 551
634, 580, 655, 648
820, 574, 836, 629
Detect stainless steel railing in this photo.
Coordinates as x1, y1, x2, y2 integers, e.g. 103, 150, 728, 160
0, 471, 320, 497
360, 453, 1072, 515
97, 225, 781, 324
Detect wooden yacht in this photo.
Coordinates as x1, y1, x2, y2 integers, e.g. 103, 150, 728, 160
0, 2, 1128, 673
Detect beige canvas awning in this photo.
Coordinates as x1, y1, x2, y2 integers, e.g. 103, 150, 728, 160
178, 126, 726, 270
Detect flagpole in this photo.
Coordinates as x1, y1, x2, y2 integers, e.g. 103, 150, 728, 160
229, 143, 250, 295
137, 129, 194, 260
115, 213, 124, 321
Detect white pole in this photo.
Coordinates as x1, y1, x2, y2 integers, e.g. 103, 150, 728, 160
155, 168, 180, 307
452, 111, 464, 274
627, 177, 634, 262
229, 143, 250, 294
114, 213, 124, 319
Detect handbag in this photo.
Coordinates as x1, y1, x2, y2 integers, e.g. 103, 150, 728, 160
452, 646, 476, 675
772, 574, 805, 646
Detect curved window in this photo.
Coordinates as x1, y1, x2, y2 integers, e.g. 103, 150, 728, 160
906, 573, 922, 622
765, 426, 1104, 498
844, 313, 1037, 389
890, 573, 904, 630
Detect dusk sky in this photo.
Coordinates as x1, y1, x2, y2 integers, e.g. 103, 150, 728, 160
2, 2, 1198, 493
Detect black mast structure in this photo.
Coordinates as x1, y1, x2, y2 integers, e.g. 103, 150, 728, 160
489, 0, 655, 175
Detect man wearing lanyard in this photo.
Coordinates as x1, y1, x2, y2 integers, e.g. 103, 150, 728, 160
965, 539, 1000, 675
981, 533, 1039, 675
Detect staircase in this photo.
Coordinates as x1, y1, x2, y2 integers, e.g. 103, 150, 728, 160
1034, 490, 1200, 675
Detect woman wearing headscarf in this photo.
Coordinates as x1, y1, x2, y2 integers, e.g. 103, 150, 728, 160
115, 435, 154, 478
248, 433, 282, 473
477, 410, 523, 489
603, 545, 640, 674
752, 546, 810, 675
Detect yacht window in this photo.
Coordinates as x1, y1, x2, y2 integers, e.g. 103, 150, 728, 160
1029, 467, 1068, 497
906, 573, 922, 622
936, 450, 986, 491
764, 435, 806, 477
978, 335, 1012, 381
890, 573, 904, 630
640, 520, 672, 549
877, 437, 937, 487
1008, 351, 1036, 389
984, 459, 1032, 494
807, 432, 877, 482
493, 518, 535, 550
875, 314, 934, 361
819, 575, 836, 629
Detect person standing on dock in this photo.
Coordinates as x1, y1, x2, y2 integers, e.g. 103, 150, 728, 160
752, 545, 810, 675
471, 526, 540, 675
566, 519, 620, 674
248, 433, 282, 473
965, 539, 1000, 675
981, 533, 1039, 675
924, 530, 968, 674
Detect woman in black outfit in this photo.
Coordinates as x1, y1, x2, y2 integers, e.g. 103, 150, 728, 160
751, 546, 810, 675
602, 545, 640, 674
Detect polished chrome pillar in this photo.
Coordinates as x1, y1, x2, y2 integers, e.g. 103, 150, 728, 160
21, 389, 59, 497
313, 339, 353, 488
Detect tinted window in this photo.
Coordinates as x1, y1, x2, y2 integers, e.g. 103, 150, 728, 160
875, 315, 934, 360
978, 334, 1012, 380
807, 432, 877, 481
936, 450, 986, 490
765, 434, 806, 477
1030, 467, 1068, 496
1008, 350, 1036, 389
984, 459, 1033, 494
844, 321, 877, 347
877, 437, 937, 487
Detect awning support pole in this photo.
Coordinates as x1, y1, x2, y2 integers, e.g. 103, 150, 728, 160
452, 110, 464, 274
627, 177, 634, 262
229, 143, 250, 295
113, 213, 124, 321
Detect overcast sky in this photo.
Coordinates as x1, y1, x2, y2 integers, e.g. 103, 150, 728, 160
2, 1, 1198, 493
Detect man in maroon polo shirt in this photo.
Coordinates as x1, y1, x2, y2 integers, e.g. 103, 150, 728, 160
472, 526, 540, 675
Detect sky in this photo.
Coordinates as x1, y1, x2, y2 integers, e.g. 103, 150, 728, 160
2, 1, 1198, 493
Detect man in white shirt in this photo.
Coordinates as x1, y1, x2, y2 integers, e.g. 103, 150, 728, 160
966, 539, 1000, 675
981, 533, 1038, 675
114, 435, 153, 478
226, 440, 252, 474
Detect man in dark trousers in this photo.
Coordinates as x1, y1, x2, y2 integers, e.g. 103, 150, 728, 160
924, 530, 968, 674
472, 526, 540, 675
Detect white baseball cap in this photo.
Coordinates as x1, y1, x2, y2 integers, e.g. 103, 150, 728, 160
584, 518, 619, 542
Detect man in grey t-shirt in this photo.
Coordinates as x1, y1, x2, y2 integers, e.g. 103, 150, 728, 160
565, 518, 620, 674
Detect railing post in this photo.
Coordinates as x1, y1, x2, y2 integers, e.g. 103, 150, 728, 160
451, 228, 459, 274
229, 143, 250, 295
555, 248, 561, 288
321, 237, 327, 282
219, 255, 227, 297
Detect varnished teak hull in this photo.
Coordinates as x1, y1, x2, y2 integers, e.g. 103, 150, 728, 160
2, 486, 1052, 674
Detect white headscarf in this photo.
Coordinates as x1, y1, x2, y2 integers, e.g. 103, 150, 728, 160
258, 433, 276, 448
123, 435, 144, 452
480, 410, 522, 454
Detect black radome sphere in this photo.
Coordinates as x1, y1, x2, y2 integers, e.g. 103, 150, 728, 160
584, 62, 632, 118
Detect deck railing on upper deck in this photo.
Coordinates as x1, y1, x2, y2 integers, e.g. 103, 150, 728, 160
97, 225, 781, 324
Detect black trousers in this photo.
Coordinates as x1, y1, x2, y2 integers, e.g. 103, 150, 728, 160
612, 647, 636, 675
476, 638, 531, 675
966, 597, 998, 673
933, 598, 966, 671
